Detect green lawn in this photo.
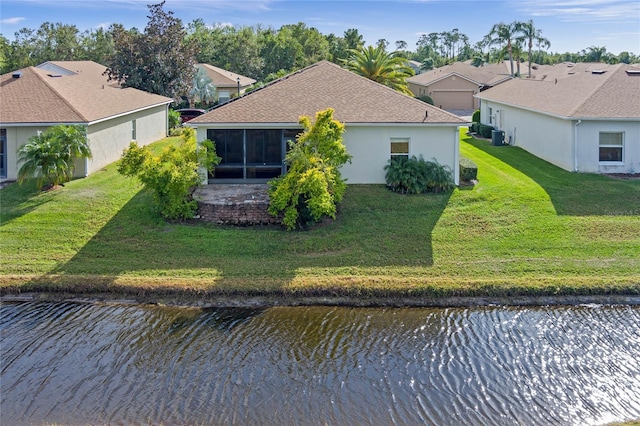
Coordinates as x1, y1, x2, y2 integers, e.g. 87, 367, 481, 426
1, 132, 639, 301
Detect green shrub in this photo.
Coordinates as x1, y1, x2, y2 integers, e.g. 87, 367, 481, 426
459, 156, 478, 182
117, 127, 220, 220
478, 123, 494, 138
384, 155, 454, 194
472, 109, 480, 123
469, 123, 478, 133
268, 108, 352, 230
168, 109, 181, 130
417, 95, 434, 105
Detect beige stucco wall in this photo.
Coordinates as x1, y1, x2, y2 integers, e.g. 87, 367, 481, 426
1, 126, 50, 180
2, 104, 167, 180
409, 76, 479, 110
84, 104, 168, 175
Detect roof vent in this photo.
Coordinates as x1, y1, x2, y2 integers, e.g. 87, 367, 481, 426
626, 69, 640, 75
12, 71, 23, 78
47, 73, 63, 78
591, 70, 606, 75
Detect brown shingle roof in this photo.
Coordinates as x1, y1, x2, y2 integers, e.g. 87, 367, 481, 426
190, 60, 465, 125
408, 61, 513, 87
476, 63, 640, 119
198, 64, 256, 88
0, 66, 172, 124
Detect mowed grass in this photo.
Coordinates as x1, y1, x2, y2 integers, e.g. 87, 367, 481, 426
1, 131, 639, 300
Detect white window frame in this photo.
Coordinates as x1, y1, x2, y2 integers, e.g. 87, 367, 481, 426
390, 138, 410, 161
599, 132, 624, 164
488, 107, 493, 124
131, 119, 137, 141
218, 90, 230, 104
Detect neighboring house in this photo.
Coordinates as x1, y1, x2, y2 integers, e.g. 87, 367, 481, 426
188, 60, 466, 185
0, 62, 173, 181
408, 60, 423, 75
197, 64, 256, 104
407, 60, 513, 110
475, 63, 640, 175
36, 60, 119, 87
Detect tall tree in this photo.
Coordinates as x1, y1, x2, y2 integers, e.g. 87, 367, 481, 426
104, 1, 197, 98
341, 44, 415, 95
486, 21, 519, 76
516, 20, 550, 77
78, 27, 115, 64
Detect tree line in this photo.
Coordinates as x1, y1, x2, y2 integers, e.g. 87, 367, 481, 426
1, 1, 637, 100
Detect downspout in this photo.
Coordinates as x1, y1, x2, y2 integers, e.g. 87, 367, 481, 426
574, 119, 582, 172
454, 126, 460, 186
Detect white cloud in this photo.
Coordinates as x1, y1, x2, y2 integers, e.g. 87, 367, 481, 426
0, 17, 27, 25
517, 0, 640, 23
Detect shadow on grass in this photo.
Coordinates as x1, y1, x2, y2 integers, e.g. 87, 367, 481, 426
464, 136, 640, 216
24, 185, 451, 297
0, 180, 55, 226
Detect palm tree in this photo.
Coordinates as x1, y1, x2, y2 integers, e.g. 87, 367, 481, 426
341, 45, 415, 95
516, 20, 550, 78
189, 66, 216, 107
486, 21, 519, 76
17, 125, 92, 190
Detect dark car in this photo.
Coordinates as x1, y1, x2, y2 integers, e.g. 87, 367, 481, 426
176, 108, 206, 122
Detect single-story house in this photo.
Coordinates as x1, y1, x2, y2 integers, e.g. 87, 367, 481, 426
407, 61, 512, 110
0, 61, 173, 181
475, 63, 640, 174
188, 60, 467, 185
197, 64, 256, 104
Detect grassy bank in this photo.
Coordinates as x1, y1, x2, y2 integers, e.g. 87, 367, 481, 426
1, 132, 639, 303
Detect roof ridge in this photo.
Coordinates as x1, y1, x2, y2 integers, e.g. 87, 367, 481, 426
31, 67, 88, 122
568, 63, 623, 116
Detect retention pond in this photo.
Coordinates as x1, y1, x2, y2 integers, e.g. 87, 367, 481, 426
1, 301, 639, 425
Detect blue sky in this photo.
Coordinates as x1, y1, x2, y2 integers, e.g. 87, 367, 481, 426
1, 0, 639, 55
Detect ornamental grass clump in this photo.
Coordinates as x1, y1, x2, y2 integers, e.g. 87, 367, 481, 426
268, 108, 352, 230
384, 155, 454, 194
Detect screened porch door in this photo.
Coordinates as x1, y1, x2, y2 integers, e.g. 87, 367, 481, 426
207, 129, 299, 181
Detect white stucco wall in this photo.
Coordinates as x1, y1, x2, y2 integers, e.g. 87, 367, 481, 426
341, 125, 459, 184
576, 120, 640, 174
195, 124, 460, 185
480, 100, 575, 171
85, 104, 168, 175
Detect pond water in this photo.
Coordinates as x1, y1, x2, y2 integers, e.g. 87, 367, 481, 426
1, 301, 639, 425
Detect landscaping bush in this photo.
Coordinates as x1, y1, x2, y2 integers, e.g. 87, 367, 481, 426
117, 127, 220, 220
268, 108, 352, 230
472, 109, 480, 123
417, 94, 434, 105
478, 123, 494, 138
469, 122, 478, 133
168, 109, 181, 130
385, 155, 454, 194
459, 156, 478, 182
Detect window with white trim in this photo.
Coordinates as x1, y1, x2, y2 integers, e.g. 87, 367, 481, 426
488, 107, 493, 124
390, 138, 410, 161
131, 119, 137, 141
599, 132, 623, 162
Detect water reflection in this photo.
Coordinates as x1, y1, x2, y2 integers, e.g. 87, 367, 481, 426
1, 302, 639, 425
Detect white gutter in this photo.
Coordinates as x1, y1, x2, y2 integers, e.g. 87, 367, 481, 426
574, 119, 582, 172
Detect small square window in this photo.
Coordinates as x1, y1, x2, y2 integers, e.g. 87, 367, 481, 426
599, 132, 623, 162
390, 138, 409, 161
